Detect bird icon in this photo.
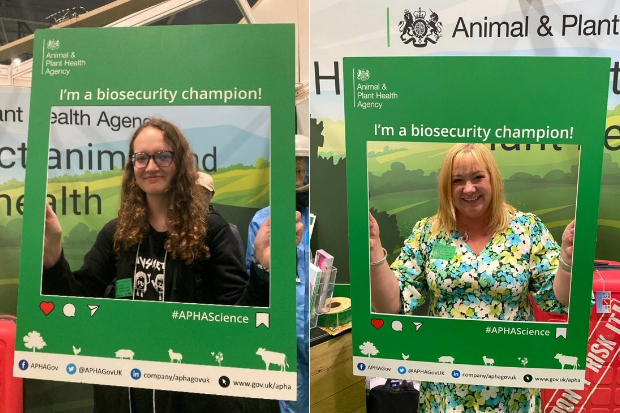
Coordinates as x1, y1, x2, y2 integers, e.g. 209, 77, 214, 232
72, 345, 81, 355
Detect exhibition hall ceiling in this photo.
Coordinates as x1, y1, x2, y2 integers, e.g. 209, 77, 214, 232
0, 0, 258, 64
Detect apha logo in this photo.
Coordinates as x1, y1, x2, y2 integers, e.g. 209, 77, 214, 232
46, 40, 60, 50
398, 7, 442, 47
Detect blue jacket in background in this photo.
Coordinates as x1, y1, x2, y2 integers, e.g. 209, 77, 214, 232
246, 206, 309, 413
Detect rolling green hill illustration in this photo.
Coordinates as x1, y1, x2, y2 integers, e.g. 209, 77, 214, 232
365, 142, 620, 263
0, 158, 269, 314
210, 157, 269, 207
367, 142, 581, 178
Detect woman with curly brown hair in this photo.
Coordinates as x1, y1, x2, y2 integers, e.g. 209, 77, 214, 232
114, 118, 210, 264
42, 118, 264, 411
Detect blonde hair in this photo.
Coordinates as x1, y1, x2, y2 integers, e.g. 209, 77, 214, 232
432, 143, 514, 234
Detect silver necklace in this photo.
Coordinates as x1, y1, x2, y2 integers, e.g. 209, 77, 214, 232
462, 229, 469, 242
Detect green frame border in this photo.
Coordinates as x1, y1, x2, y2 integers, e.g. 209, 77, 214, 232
345, 56, 609, 384
14, 25, 297, 396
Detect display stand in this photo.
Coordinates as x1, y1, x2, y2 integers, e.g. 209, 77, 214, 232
310, 266, 338, 328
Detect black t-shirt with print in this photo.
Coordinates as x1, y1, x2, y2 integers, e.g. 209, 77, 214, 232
41, 210, 267, 413
41, 210, 258, 306
132, 227, 168, 302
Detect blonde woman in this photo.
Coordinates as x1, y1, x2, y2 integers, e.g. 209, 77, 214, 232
369, 143, 574, 412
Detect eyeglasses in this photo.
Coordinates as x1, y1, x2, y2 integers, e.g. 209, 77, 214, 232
131, 151, 174, 168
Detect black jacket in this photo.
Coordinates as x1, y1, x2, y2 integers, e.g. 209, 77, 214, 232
43, 211, 266, 305
42, 210, 267, 412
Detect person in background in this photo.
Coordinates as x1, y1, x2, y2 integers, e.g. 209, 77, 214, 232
369, 143, 574, 412
197, 171, 245, 260
246, 134, 309, 413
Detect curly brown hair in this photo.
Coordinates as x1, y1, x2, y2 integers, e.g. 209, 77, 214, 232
113, 118, 209, 263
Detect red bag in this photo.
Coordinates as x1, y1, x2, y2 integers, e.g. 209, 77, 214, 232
536, 261, 620, 412
0, 315, 23, 413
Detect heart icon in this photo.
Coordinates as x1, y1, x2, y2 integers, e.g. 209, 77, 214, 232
371, 318, 384, 330
40, 301, 55, 316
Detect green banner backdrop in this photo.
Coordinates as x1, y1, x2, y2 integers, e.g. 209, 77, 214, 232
345, 56, 609, 388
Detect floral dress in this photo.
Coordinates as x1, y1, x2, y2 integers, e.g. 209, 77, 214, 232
390, 210, 567, 413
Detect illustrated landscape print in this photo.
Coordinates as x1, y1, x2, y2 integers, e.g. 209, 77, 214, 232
13, 24, 297, 400
39, 105, 271, 273
345, 56, 609, 389
367, 142, 580, 267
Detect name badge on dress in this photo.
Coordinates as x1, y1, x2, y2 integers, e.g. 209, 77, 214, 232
430, 244, 456, 260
